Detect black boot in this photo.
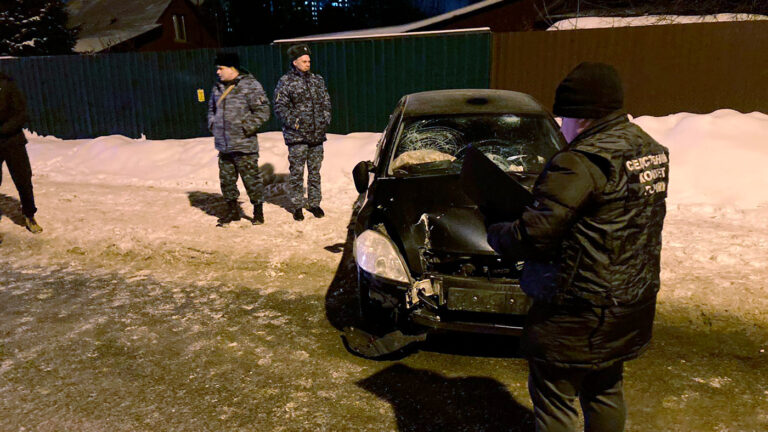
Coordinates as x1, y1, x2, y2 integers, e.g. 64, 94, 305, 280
292, 208, 304, 221
252, 203, 264, 225
308, 206, 324, 218
218, 200, 241, 225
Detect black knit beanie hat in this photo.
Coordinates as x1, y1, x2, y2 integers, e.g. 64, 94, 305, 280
553, 62, 623, 119
287, 44, 311, 62
214, 52, 240, 70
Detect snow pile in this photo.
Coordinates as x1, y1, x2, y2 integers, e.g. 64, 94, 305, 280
633, 110, 768, 208
24, 131, 380, 192
548, 13, 767, 30
20, 109, 768, 209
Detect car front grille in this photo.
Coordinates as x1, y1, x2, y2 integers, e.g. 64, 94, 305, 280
422, 251, 523, 279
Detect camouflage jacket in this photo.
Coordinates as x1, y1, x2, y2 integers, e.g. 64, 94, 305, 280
0, 72, 29, 149
274, 67, 332, 145
208, 73, 270, 154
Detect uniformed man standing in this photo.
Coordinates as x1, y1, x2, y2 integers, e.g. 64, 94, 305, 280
208, 52, 271, 225
487, 62, 670, 432
274, 44, 332, 221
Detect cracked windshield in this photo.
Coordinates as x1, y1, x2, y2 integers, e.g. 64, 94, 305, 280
389, 114, 562, 176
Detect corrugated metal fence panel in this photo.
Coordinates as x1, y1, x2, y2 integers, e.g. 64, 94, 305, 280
492, 21, 768, 116
0, 56, 81, 138
236, 44, 284, 133
277, 31, 491, 133
133, 49, 211, 139
0, 50, 223, 139
0, 32, 490, 139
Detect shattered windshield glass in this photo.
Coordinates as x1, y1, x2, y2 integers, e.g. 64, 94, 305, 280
388, 114, 562, 177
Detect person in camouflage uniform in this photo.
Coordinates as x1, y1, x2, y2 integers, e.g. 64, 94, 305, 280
0, 71, 42, 234
274, 44, 332, 221
208, 52, 271, 225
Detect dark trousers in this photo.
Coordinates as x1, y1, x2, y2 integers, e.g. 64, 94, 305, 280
218, 151, 263, 205
0, 143, 37, 217
528, 360, 626, 432
287, 143, 323, 210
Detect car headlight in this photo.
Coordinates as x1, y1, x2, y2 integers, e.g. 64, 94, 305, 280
354, 229, 410, 283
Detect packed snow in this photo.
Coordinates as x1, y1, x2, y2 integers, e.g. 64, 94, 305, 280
19, 109, 768, 209
548, 14, 768, 31
2, 109, 766, 432
1, 109, 768, 323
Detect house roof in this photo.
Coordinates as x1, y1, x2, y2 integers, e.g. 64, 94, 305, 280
276, 0, 509, 42
67, 0, 173, 52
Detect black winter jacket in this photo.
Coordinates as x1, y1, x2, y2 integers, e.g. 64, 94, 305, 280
487, 111, 669, 368
0, 72, 29, 149
273, 67, 331, 145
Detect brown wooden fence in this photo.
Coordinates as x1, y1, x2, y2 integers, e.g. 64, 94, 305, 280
492, 21, 768, 116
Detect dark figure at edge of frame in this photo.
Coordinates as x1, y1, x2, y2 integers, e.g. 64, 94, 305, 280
208, 52, 271, 225
487, 62, 670, 432
273, 44, 332, 221
0, 71, 42, 235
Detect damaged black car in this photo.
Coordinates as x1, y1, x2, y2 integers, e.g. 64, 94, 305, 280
347, 89, 564, 356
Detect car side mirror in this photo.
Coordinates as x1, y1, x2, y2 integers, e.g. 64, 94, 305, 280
353, 161, 374, 193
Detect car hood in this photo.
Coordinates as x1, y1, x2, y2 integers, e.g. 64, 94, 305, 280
367, 175, 498, 272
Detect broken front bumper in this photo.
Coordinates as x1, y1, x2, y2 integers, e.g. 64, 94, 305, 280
362, 270, 532, 336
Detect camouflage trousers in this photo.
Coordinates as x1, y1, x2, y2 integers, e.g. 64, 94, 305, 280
287, 143, 323, 210
218, 151, 264, 205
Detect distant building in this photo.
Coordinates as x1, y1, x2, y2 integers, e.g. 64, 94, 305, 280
285, 0, 541, 41
306, 0, 352, 22
67, 0, 218, 53
409, 0, 482, 16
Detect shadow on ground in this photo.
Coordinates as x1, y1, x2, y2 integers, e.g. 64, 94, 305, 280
187, 191, 234, 221
1, 256, 766, 431
357, 363, 535, 432
0, 193, 25, 227
421, 332, 523, 358
186, 167, 295, 222
324, 205, 362, 332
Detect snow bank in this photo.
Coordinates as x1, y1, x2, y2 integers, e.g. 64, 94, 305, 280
547, 14, 768, 31
23, 131, 380, 191
20, 110, 768, 208
633, 110, 768, 208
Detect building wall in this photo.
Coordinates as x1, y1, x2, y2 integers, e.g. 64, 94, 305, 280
113, 0, 218, 52
307, 0, 351, 21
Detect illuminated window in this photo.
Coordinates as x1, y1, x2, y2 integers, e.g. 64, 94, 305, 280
173, 15, 187, 42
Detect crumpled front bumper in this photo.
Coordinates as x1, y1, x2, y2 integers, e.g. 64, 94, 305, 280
362, 270, 532, 336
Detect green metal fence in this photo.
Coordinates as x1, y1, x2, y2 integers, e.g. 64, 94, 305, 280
0, 31, 491, 140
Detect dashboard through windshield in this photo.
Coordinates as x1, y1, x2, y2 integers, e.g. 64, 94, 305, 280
388, 114, 562, 177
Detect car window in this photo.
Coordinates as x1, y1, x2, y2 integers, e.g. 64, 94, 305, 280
388, 114, 562, 177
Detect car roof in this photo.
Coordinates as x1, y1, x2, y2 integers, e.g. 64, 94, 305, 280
402, 89, 550, 117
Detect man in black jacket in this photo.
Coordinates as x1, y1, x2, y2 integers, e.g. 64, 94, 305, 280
487, 63, 669, 432
0, 72, 42, 234
274, 44, 332, 221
